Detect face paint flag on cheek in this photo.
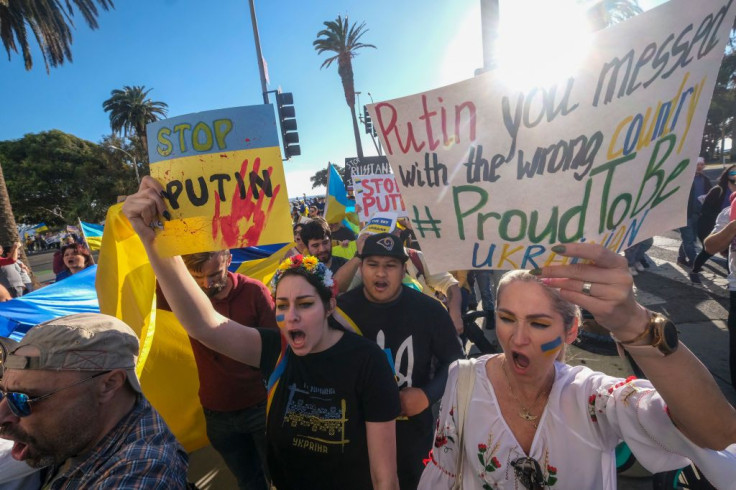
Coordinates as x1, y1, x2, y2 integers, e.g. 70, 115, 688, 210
541, 336, 563, 356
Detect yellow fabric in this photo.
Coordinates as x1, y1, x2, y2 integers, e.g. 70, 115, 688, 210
331, 240, 357, 260
96, 203, 208, 452
85, 235, 102, 251
234, 242, 296, 287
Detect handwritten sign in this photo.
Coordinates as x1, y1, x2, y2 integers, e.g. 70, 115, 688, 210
146, 105, 292, 256
368, 0, 735, 272
344, 156, 391, 188
354, 173, 407, 221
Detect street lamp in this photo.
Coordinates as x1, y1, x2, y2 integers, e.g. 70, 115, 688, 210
108, 145, 141, 184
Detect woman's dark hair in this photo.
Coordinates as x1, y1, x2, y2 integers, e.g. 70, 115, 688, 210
276, 268, 333, 310
61, 243, 93, 268
717, 164, 736, 191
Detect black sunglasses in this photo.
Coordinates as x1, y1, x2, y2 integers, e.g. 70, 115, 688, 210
0, 371, 109, 418
729, 178, 736, 185
511, 457, 547, 490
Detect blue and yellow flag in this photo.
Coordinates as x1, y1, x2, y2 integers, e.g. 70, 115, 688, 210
96, 204, 207, 452
324, 164, 354, 224
80, 221, 104, 251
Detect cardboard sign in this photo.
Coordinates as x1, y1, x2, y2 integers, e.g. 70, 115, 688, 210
146, 105, 292, 256
361, 212, 398, 235
354, 173, 408, 221
344, 155, 391, 188
368, 0, 735, 271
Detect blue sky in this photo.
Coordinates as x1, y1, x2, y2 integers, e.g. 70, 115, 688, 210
0, 0, 666, 198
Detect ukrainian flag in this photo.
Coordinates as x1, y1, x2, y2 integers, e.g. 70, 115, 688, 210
324, 164, 355, 224
80, 221, 104, 251
33, 223, 49, 233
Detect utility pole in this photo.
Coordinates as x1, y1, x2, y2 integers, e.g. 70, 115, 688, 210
478, 0, 499, 74
248, 0, 269, 104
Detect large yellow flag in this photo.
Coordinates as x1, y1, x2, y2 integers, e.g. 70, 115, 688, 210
96, 204, 208, 452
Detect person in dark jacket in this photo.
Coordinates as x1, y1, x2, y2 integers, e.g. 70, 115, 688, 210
691, 164, 736, 283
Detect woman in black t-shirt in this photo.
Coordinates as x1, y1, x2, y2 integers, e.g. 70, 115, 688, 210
122, 177, 401, 490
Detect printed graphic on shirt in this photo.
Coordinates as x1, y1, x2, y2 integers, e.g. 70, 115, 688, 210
282, 382, 350, 454
376, 330, 414, 388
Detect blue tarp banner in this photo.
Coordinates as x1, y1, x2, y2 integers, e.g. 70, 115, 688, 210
0, 266, 99, 339
0, 243, 285, 340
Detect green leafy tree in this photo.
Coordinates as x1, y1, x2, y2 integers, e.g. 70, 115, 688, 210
102, 85, 168, 161
0, 130, 138, 225
0, 0, 114, 72
310, 164, 344, 189
0, 0, 114, 274
314, 16, 375, 160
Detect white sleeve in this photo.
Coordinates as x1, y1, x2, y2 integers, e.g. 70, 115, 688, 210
587, 373, 736, 486
711, 207, 730, 234
418, 361, 460, 489
418, 252, 458, 296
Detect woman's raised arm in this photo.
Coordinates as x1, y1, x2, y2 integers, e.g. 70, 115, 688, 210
539, 242, 736, 450
122, 176, 264, 367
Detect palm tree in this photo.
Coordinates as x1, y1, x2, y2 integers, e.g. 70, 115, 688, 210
0, 0, 112, 283
585, 0, 643, 30
314, 15, 376, 160
0, 0, 114, 72
102, 85, 168, 162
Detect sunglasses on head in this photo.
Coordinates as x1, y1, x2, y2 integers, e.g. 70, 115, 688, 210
0, 371, 109, 418
511, 457, 546, 490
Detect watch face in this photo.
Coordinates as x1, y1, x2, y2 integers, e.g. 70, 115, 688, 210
663, 321, 678, 351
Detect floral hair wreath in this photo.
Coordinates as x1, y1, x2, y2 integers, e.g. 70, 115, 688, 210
270, 254, 338, 298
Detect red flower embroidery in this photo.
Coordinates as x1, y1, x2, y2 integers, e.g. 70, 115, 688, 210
478, 443, 488, 453
435, 435, 448, 448
491, 456, 501, 468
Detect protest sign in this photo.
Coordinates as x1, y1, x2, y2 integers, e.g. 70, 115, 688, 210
344, 155, 391, 188
354, 173, 408, 221
368, 0, 735, 272
360, 212, 398, 235
146, 105, 292, 256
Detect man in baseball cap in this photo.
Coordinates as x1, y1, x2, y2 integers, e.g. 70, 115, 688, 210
0, 313, 188, 488
332, 233, 462, 488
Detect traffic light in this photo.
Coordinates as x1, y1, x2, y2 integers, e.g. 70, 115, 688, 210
364, 106, 372, 135
276, 92, 300, 158
363, 105, 376, 137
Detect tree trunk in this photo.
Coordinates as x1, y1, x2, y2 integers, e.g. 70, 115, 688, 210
350, 104, 364, 160
0, 163, 36, 284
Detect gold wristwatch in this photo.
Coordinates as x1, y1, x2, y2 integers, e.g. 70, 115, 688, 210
611, 311, 679, 358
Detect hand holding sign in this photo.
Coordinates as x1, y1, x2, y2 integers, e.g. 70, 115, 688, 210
367, 0, 735, 272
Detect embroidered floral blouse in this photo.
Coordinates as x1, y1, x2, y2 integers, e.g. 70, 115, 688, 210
419, 355, 736, 489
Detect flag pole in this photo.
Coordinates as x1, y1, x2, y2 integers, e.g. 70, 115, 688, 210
77, 218, 96, 265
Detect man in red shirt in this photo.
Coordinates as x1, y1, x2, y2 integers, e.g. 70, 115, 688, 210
158, 250, 277, 490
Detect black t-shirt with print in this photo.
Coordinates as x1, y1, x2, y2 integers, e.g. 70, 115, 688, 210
331, 285, 463, 485
259, 329, 400, 490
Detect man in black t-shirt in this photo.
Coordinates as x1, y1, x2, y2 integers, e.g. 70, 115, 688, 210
300, 218, 348, 275
330, 233, 463, 490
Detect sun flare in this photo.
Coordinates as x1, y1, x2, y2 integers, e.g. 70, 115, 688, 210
494, 0, 593, 90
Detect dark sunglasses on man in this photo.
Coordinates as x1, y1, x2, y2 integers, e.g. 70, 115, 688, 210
0, 371, 109, 418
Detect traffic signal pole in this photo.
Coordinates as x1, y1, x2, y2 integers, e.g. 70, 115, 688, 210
248, 0, 269, 104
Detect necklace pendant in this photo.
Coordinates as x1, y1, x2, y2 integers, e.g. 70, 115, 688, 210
519, 409, 538, 422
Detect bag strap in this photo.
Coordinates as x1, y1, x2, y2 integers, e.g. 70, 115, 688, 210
452, 359, 476, 490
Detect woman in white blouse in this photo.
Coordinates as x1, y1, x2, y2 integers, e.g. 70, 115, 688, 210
420, 242, 736, 489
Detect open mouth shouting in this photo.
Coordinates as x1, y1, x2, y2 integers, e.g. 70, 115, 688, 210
287, 329, 307, 350
510, 350, 531, 372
